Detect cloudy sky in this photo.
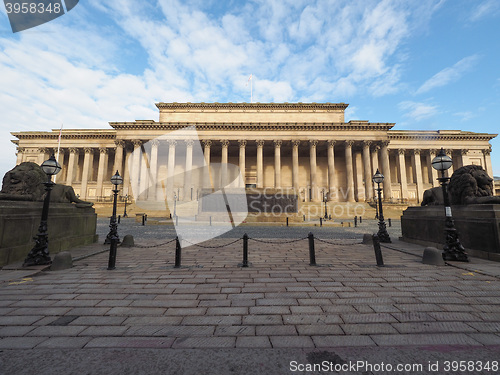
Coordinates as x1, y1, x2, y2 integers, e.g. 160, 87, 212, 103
0, 0, 499, 178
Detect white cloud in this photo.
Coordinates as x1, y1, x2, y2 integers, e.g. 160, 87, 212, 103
470, 0, 500, 22
399, 101, 438, 121
415, 55, 480, 94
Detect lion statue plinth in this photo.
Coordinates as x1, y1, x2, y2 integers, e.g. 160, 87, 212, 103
0, 162, 93, 207
421, 165, 500, 206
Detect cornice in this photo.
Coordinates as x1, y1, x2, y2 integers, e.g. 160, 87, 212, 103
11, 130, 116, 140
388, 130, 497, 141
109, 122, 394, 131
155, 102, 349, 111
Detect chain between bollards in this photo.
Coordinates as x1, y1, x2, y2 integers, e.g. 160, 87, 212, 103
174, 236, 182, 268
308, 232, 316, 266
372, 234, 384, 267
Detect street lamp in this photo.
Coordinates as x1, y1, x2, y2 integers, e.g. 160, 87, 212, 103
107, 170, 123, 270
372, 169, 391, 243
173, 192, 177, 219
123, 194, 129, 218
431, 148, 468, 262
23, 155, 62, 267
323, 190, 328, 220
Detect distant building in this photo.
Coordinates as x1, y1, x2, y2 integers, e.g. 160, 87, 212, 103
11, 102, 497, 204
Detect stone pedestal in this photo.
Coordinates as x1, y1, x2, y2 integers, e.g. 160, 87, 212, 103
0, 201, 98, 266
401, 205, 500, 261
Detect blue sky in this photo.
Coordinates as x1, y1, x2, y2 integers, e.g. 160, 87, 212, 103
0, 0, 499, 178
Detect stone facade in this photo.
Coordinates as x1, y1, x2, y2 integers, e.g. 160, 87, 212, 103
11, 102, 497, 204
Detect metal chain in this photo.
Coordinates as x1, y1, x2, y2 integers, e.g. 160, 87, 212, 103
250, 237, 308, 244
134, 238, 177, 248
315, 237, 363, 246
181, 238, 242, 249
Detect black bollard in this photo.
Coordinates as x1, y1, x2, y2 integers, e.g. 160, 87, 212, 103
320, 217, 323, 227
360, 216, 362, 223
286, 217, 289, 227
170, 213, 172, 219
308, 232, 316, 266
241, 233, 249, 267
354, 216, 357, 227
388, 218, 392, 227
372, 234, 384, 267
174, 236, 181, 268
303, 215, 305, 222
118, 215, 121, 224
142, 214, 145, 226
145, 214, 148, 222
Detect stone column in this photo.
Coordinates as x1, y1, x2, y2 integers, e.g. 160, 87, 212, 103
202, 140, 212, 190
52, 148, 65, 184
344, 140, 355, 202
66, 148, 79, 186
362, 141, 372, 200
96, 147, 108, 199
123, 144, 132, 196
239, 140, 246, 187
167, 139, 177, 195
327, 140, 336, 201
274, 140, 282, 188
113, 140, 125, 176
256, 140, 264, 188
412, 149, 424, 203
16, 147, 25, 165
81, 147, 93, 199
309, 140, 318, 202
458, 149, 469, 169
354, 150, 365, 202
149, 139, 159, 201
371, 144, 380, 176
380, 141, 392, 200
131, 140, 142, 200
445, 149, 454, 177
292, 140, 300, 192
220, 140, 229, 188
38, 147, 50, 164
483, 148, 493, 176
184, 140, 194, 200
397, 149, 408, 201
429, 149, 439, 187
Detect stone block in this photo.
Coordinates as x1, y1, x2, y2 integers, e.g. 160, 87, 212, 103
50, 251, 73, 271
422, 247, 445, 266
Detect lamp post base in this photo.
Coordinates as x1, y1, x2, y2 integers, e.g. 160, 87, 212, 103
442, 229, 468, 262
23, 235, 51, 267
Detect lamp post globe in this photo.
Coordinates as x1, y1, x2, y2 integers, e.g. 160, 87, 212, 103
431, 148, 468, 262
372, 169, 391, 243
107, 171, 123, 270
23, 155, 61, 267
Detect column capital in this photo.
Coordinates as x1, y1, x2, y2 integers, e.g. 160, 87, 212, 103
445, 149, 453, 156
115, 140, 125, 148
292, 140, 301, 147
362, 140, 372, 148
256, 139, 265, 147
68, 147, 79, 154
17, 147, 25, 153
397, 148, 406, 155
132, 140, 143, 148
168, 139, 178, 147
185, 139, 195, 147
238, 140, 247, 148
460, 148, 469, 155
99, 147, 109, 154
328, 140, 336, 147
413, 149, 421, 155
53, 147, 66, 155
309, 140, 318, 147
220, 139, 229, 148
482, 148, 491, 156
429, 148, 438, 156
273, 140, 282, 148
84, 147, 94, 154
38, 147, 50, 153
150, 139, 160, 147
381, 140, 390, 147
344, 140, 354, 147
202, 139, 212, 148
372, 144, 381, 152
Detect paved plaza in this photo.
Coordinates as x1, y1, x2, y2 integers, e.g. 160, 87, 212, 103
1, 220, 499, 374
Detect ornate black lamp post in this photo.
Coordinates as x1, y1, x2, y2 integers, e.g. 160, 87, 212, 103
323, 190, 328, 220
372, 169, 391, 243
107, 171, 123, 270
431, 148, 468, 262
123, 194, 128, 218
23, 155, 61, 267
173, 192, 177, 219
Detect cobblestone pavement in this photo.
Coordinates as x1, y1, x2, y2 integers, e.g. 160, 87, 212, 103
1, 226, 500, 374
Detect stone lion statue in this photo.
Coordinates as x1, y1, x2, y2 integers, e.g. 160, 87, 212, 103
0, 162, 93, 207
421, 165, 500, 206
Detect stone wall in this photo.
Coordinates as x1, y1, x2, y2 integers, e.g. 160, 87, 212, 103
0, 201, 98, 266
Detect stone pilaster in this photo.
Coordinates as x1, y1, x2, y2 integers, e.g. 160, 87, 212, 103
131, 140, 143, 200
16, 147, 25, 165
81, 147, 93, 200
327, 140, 336, 201
397, 149, 408, 200
167, 139, 177, 195
220, 140, 229, 188
239, 140, 246, 187
148, 139, 159, 201
412, 149, 423, 202
38, 147, 50, 165
96, 147, 109, 199
429, 149, 439, 187
184, 139, 194, 200
66, 147, 79, 186
113, 140, 125, 176
483, 148, 493, 176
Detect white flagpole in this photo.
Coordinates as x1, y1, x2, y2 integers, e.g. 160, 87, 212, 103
54, 123, 63, 183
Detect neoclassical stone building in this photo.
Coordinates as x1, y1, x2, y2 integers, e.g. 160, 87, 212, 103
11, 102, 496, 204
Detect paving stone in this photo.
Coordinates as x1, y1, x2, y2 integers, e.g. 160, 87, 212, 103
154, 326, 215, 337
295, 325, 343, 335
0, 316, 42, 325
392, 321, 477, 334
123, 316, 183, 325
466, 333, 500, 345
242, 315, 282, 325
79, 326, 129, 336
107, 307, 167, 316
290, 306, 323, 314
181, 316, 242, 325
371, 333, 483, 346
85, 337, 174, 348
0, 326, 36, 336
256, 325, 297, 336
199, 300, 231, 307
256, 298, 298, 306
236, 336, 272, 348
270, 336, 314, 348
0, 337, 48, 349
321, 305, 357, 313
249, 306, 290, 315
466, 322, 500, 332
214, 326, 255, 336
206, 307, 248, 315
341, 323, 398, 335
172, 337, 235, 348
36, 337, 91, 348
9, 307, 72, 316
70, 316, 126, 326
313, 335, 376, 347
341, 313, 398, 323
283, 315, 342, 325
27, 326, 87, 336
